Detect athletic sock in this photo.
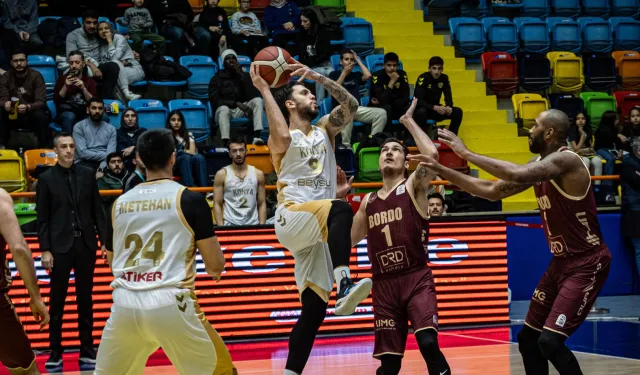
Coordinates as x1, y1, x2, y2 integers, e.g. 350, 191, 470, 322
283, 370, 299, 375
334, 266, 350, 293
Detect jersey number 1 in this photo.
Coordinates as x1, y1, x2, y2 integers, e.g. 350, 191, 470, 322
381, 225, 393, 247
124, 231, 165, 268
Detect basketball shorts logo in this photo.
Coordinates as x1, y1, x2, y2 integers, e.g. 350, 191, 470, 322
433, 315, 438, 325
556, 314, 567, 327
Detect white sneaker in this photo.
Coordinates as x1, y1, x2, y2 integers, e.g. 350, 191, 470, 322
253, 137, 265, 145
335, 277, 372, 316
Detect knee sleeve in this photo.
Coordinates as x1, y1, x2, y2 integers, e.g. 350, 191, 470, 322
327, 200, 354, 267
377, 354, 402, 375
538, 330, 566, 359
416, 329, 438, 353
299, 289, 328, 328
518, 325, 541, 354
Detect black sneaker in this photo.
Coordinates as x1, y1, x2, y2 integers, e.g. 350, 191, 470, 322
335, 274, 372, 316
79, 346, 97, 366
45, 350, 63, 370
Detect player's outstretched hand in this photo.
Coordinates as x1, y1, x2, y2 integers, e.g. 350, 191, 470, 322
399, 97, 418, 126
249, 63, 270, 91
30, 298, 50, 331
437, 128, 470, 158
288, 59, 321, 83
407, 154, 443, 173
336, 166, 354, 200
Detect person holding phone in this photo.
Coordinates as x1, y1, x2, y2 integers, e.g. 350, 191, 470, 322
53, 51, 97, 134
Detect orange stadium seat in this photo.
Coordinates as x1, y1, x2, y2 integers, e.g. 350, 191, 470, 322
0, 150, 27, 193
246, 144, 274, 176
23, 149, 57, 184
612, 50, 640, 90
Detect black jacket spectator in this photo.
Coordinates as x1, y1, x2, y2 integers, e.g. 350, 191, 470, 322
621, 150, 640, 238
208, 68, 260, 112
116, 108, 146, 171
371, 69, 410, 108
414, 72, 453, 110
297, 26, 332, 68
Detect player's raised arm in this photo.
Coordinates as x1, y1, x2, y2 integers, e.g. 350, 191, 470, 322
250, 63, 291, 153
351, 193, 370, 247
402, 98, 439, 195
408, 154, 533, 201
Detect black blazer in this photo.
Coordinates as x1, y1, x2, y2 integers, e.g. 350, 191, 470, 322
36, 163, 107, 254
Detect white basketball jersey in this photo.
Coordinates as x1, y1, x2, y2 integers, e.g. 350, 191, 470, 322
110, 180, 198, 291
274, 126, 337, 205
222, 165, 259, 226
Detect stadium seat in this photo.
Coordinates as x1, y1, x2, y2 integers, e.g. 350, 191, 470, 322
581, 0, 610, 17
512, 93, 549, 130
547, 93, 584, 121
551, 0, 580, 18
341, 17, 374, 56
582, 53, 617, 91
148, 56, 188, 89
201, 147, 232, 182
613, 91, 640, 121
335, 148, 355, 178
609, 17, 640, 52
481, 52, 518, 93
128, 99, 168, 129
514, 17, 550, 54
449, 17, 487, 57
612, 51, 640, 90
460, 0, 489, 19
104, 99, 125, 127
577, 17, 613, 53
245, 144, 274, 176
611, 0, 640, 17
0, 149, 27, 193
522, 0, 550, 18
547, 51, 584, 93
115, 22, 128, 35
517, 52, 552, 92
27, 55, 57, 100
482, 17, 519, 55
180, 55, 217, 99
46, 100, 61, 132
356, 146, 381, 182
39, 16, 61, 23
547, 18, 581, 53
23, 149, 57, 183
168, 99, 209, 143
579, 92, 617, 128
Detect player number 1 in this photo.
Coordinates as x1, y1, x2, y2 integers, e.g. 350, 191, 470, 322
381, 224, 393, 247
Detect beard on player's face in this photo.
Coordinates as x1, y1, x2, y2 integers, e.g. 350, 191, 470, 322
293, 100, 318, 121
379, 147, 407, 177
528, 128, 546, 154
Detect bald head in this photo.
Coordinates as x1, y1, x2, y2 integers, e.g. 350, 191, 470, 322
541, 109, 570, 142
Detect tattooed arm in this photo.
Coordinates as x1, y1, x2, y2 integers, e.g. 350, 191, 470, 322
403, 98, 439, 195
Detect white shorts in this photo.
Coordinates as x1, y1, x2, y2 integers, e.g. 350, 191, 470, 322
95, 288, 236, 375
275, 200, 335, 302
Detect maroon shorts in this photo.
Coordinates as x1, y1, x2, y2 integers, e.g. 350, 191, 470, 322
525, 247, 611, 337
0, 292, 35, 370
372, 267, 438, 357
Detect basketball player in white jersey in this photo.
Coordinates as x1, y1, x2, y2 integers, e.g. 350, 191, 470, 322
250, 60, 372, 375
213, 136, 266, 226
96, 129, 237, 375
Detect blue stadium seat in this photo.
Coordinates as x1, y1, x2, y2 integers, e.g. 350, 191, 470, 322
482, 17, 519, 55
578, 17, 613, 53
128, 99, 168, 129
38, 16, 61, 24
115, 22, 128, 35
341, 17, 374, 55
77, 16, 115, 29
180, 55, 217, 100
104, 99, 125, 127
460, 0, 489, 19
582, 0, 610, 17
449, 18, 487, 57
609, 17, 640, 52
148, 56, 187, 90
168, 99, 210, 143
46, 101, 61, 132
522, 0, 550, 18
582, 53, 617, 90
517, 52, 552, 92
547, 94, 584, 121
27, 55, 57, 100
611, 0, 639, 17
216, 55, 251, 73
547, 17, 581, 53
515, 17, 550, 54
551, 0, 580, 18
365, 54, 404, 73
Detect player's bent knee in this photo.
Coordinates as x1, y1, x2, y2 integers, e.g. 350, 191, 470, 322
329, 200, 353, 219
415, 329, 438, 354
538, 330, 566, 359
377, 354, 402, 375
518, 325, 541, 353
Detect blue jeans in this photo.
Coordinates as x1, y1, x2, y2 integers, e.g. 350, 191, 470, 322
176, 153, 208, 187
596, 149, 617, 186
161, 24, 186, 58
193, 26, 212, 56
632, 237, 640, 278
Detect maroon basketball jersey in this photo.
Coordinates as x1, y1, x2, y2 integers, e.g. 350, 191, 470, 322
365, 182, 430, 278
533, 149, 606, 256
0, 234, 10, 291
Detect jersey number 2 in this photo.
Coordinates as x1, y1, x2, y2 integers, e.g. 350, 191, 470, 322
124, 231, 165, 268
239, 197, 248, 208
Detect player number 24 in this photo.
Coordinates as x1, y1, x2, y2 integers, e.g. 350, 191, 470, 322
124, 231, 165, 268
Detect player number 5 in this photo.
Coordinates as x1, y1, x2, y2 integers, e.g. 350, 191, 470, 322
124, 231, 166, 268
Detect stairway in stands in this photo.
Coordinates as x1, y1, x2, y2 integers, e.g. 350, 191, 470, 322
347, 0, 536, 211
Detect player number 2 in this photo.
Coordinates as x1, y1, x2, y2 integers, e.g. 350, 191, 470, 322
381, 225, 393, 247
239, 197, 248, 208
124, 231, 165, 268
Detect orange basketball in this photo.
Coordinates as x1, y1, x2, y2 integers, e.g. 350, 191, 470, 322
254, 46, 294, 88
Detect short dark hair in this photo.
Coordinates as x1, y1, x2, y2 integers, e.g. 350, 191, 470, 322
87, 97, 104, 108
82, 9, 100, 21
136, 129, 176, 172
427, 193, 445, 205
229, 136, 246, 147
340, 48, 355, 59
384, 52, 399, 64
11, 50, 27, 60
274, 81, 299, 121
68, 50, 85, 60
429, 56, 444, 67
381, 137, 408, 157
53, 132, 73, 147
106, 152, 123, 164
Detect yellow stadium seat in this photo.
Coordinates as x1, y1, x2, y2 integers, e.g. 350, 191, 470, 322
246, 144, 274, 176
23, 149, 57, 183
512, 94, 549, 130
511, 93, 543, 119
612, 51, 640, 90
547, 52, 584, 93
0, 150, 27, 193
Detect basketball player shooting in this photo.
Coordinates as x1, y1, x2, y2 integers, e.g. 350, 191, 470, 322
249, 56, 372, 375
350, 98, 451, 375
96, 129, 237, 375
0, 188, 49, 375
409, 109, 612, 375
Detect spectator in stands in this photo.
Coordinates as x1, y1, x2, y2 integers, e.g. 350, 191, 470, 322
428, 193, 446, 217
209, 49, 265, 147
147, 0, 199, 59
66, 10, 120, 99
265, 0, 300, 54
328, 49, 385, 149
97, 152, 129, 211
569, 112, 603, 186
116, 108, 147, 171
231, 0, 268, 58
73, 98, 117, 173
116, 0, 166, 55
621, 139, 640, 279
123, 149, 146, 193
213, 136, 267, 226
0, 50, 49, 149
1, 0, 42, 55
96, 21, 144, 101
166, 110, 208, 187
621, 107, 640, 152
197, 0, 233, 59
595, 110, 624, 203
370, 52, 410, 134
297, 8, 333, 104
54, 51, 98, 134
414, 56, 463, 135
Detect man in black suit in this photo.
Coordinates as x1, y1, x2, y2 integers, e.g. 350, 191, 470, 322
36, 132, 107, 372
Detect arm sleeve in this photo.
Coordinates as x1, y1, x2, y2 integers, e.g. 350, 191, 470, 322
181, 189, 216, 241
230, 13, 241, 34
443, 75, 453, 107
36, 175, 51, 251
